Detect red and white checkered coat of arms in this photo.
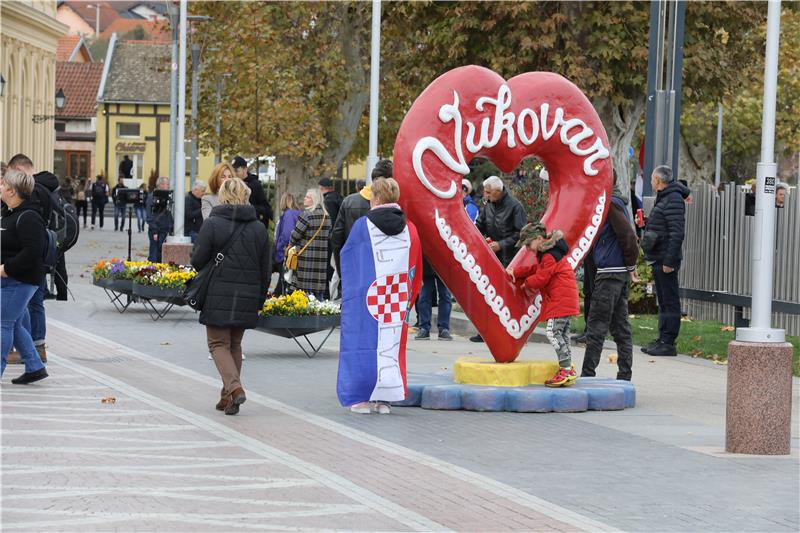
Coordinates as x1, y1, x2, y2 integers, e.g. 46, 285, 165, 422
366, 273, 410, 324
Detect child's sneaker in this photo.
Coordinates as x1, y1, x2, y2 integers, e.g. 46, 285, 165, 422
545, 367, 577, 387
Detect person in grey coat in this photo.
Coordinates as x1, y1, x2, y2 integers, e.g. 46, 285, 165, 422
191, 178, 270, 416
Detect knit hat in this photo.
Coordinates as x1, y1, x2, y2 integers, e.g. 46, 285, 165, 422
516, 222, 548, 248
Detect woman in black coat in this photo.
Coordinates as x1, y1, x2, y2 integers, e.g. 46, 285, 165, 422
191, 178, 270, 415
0, 169, 48, 384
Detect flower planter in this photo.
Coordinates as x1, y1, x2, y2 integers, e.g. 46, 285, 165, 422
93, 277, 133, 294
256, 314, 340, 337
132, 283, 186, 305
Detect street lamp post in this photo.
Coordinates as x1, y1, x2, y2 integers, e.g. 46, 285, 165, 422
190, 42, 200, 188
365, 0, 381, 185
725, 0, 792, 456
168, 0, 190, 244
87, 3, 100, 36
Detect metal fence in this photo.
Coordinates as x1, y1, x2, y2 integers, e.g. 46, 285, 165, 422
679, 183, 800, 336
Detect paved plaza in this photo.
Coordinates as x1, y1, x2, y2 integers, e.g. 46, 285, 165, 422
2, 229, 799, 532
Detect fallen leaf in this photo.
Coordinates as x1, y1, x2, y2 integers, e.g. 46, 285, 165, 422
680, 316, 693, 322
714, 359, 729, 365
692, 336, 702, 342
712, 354, 720, 361
607, 353, 618, 363
720, 325, 735, 332
629, 314, 637, 319
160, 341, 171, 346
100, 396, 116, 404
649, 359, 656, 363
640, 326, 655, 330
690, 348, 704, 356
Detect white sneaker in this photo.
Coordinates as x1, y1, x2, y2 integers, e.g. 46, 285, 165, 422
376, 403, 391, 415
208, 354, 212, 360
349, 402, 372, 414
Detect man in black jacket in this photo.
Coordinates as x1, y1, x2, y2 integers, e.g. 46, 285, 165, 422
471, 175, 526, 342
475, 175, 527, 267
232, 156, 272, 230
319, 176, 343, 298
641, 165, 690, 356
184, 180, 206, 242
331, 160, 392, 281
581, 186, 639, 380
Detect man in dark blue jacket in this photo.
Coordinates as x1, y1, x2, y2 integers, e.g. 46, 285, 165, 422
580, 185, 640, 380
641, 165, 690, 356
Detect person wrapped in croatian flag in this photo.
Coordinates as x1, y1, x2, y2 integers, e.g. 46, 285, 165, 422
337, 177, 423, 414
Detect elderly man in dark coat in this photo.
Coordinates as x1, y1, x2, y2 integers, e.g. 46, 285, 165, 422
641, 165, 690, 357
471, 175, 526, 342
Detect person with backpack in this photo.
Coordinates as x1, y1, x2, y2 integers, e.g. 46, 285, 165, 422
146, 177, 174, 262
0, 169, 49, 383
91, 175, 109, 229
6, 154, 62, 362
191, 178, 270, 415
135, 183, 148, 233
112, 176, 129, 232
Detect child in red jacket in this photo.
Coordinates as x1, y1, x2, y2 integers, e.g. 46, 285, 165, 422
508, 223, 580, 387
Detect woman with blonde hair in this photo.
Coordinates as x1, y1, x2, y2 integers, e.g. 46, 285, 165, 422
201, 162, 235, 220
191, 177, 270, 415
273, 192, 301, 296
287, 188, 331, 298
337, 177, 423, 414
1, 169, 48, 383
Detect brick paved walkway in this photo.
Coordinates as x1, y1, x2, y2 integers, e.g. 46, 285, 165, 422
1, 321, 611, 532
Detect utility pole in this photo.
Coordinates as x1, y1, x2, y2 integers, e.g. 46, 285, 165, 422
365, 0, 381, 185
642, 0, 685, 198
171, 0, 189, 242
714, 104, 723, 189
168, 3, 179, 191
726, 0, 792, 456
190, 41, 200, 188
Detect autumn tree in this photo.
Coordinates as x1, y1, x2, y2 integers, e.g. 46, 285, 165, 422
189, 1, 372, 194
372, 1, 765, 193
681, 5, 799, 183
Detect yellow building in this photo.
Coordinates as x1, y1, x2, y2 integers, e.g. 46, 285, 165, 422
95, 34, 215, 188
1, 0, 68, 170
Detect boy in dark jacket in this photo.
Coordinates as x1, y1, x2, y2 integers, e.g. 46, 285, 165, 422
581, 187, 640, 380
508, 223, 580, 387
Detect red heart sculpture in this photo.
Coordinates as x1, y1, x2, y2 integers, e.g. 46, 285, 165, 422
393, 66, 613, 363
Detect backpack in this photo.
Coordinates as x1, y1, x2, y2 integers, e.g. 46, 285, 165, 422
17, 211, 58, 270
92, 181, 107, 199
48, 186, 80, 254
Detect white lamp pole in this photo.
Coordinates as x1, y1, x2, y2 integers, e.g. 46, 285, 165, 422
169, 0, 190, 243
736, 0, 783, 343
365, 0, 381, 185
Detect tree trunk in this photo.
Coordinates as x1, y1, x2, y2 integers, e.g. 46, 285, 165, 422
275, 155, 312, 201
679, 133, 717, 186
594, 96, 646, 199
321, 4, 370, 171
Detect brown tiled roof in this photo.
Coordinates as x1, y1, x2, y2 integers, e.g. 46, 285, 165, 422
101, 18, 170, 43
100, 41, 170, 104
56, 62, 105, 118
56, 35, 81, 61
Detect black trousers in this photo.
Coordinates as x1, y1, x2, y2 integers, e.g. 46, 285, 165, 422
581, 273, 633, 380
75, 200, 88, 225
652, 264, 681, 345
91, 200, 105, 227
54, 254, 68, 300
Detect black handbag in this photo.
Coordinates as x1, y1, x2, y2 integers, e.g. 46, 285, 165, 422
183, 224, 247, 311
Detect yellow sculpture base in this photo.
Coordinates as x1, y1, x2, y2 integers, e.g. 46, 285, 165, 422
454, 357, 562, 387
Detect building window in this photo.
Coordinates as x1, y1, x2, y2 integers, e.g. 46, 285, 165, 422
117, 122, 140, 138
55, 121, 66, 132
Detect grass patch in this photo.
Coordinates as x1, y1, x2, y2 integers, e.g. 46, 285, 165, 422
570, 314, 800, 377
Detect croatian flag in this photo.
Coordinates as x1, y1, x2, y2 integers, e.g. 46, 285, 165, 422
337, 217, 422, 406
